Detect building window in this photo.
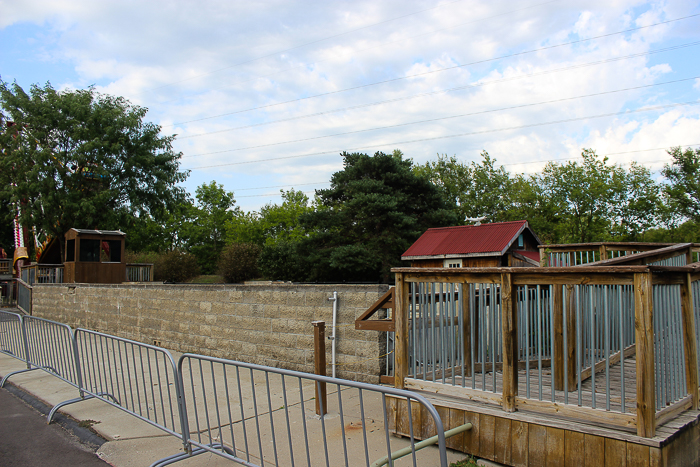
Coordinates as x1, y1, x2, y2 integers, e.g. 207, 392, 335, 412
444, 259, 462, 268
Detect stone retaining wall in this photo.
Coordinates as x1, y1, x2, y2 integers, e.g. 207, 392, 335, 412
32, 283, 390, 383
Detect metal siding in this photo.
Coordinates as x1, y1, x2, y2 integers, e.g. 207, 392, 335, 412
402, 221, 527, 258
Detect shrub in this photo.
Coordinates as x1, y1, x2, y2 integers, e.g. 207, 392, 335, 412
153, 250, 200, 283
218, 243, 261, 283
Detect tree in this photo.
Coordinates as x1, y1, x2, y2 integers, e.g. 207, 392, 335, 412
0, 81, 188, 260
663, 146, 700, 223
299, 150, 458, 283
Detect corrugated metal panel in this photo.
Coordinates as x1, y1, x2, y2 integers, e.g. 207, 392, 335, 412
514, 250, 541, 262
402, 220, 527, 258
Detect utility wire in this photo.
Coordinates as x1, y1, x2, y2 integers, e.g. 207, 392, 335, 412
178, 75, 699, 149
183, 100, 699, 170
166, 13, 700, 129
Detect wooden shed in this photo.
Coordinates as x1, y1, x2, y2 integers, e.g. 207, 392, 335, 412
63, 229, 126, 283
402, 220, 541, 268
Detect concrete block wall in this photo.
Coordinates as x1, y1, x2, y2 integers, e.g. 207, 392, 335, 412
32, 283, 391, 383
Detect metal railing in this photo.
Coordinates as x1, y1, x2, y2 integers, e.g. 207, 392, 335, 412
540, 242, 700, 267
1, 279, 17, 307
0, 258, 10, 275
393, 264, 700, 438
126, 263, 154, 282
0, 311, 454, 466
17, 280, 32, 315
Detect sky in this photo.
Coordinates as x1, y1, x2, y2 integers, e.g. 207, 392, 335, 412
1, 0, 699, 213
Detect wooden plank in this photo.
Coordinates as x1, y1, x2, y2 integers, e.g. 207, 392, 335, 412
313, 321, 327, 416
627, 443, 650, 467
394, 273, 408, 390
404, 273, 502, 284
396, 397, 410, 437
494, 417, 512, 465
511, 420, 528, 467
579, 344, 637, 382
680, 273, 699, 410
447, 408, 465, 451
463, 409, 480, 456
545, 427, 565, 467
605, 438, 627, 466
354, 287, 394, 331
528, 424, 547, 466
480, 413, 496, 461
564, 430, 585, 466
515, 397, 637, 429
385, 396, 396, 434
553, 284, 564, 391
565, 284, 578, 390
514, 273, 636, 286
649, 447, 662, 467
584, 434, 605, 466
655, 395, 692, 427
501, 273, 517, 412
354, 320, 394, 332
404, 379, 503, 406
635, 271, 656, 438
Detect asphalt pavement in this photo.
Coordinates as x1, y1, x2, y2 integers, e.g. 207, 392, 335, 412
0, 385, 110, 466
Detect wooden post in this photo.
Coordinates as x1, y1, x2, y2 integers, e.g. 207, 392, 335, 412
462, 282, 472, 377
565, 284, 577, 390
553, 285, 564, 391
599, 245, 608, 261
313, 321, 327, 416
686, 246, 693, 266
680, 273, 699, 410
394, 273, 409, 390
539, 247, 547, 267
634, 271, 656, 437
501, 273, 518, 412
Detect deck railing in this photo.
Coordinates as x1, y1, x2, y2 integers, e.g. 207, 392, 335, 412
539, 242, 700, 267
0, 259, 10, 275
20, 264, 64, 285
392, 264, 700, 438
125, 263, 154, 282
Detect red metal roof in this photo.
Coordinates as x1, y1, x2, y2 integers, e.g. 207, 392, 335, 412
514, 250, 541, 262
402, 220, 529, 258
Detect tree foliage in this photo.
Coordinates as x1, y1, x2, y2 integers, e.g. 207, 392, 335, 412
663, 146, 700, 223
0, 81, 188, 259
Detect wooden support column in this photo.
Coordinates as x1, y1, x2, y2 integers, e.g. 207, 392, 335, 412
680, 273, 699, 409
599, 245, 608, 261
501, 273, 518, 412
565, 284, 578, 390
313, 321, 327, 416
686, 246, 693, 266
553, 285, 564, 391
462, 282, 472, 377
394, 273, 409, 390
634, 271, 656, 438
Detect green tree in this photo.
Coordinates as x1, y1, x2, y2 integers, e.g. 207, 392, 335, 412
0, 81, 187, 259
662, 146, 700, 223
299, 150, 458, 283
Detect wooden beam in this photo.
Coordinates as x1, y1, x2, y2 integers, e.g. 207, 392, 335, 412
394, 273, 409, 390
634, 271, 656, 438
501, 273, 518, 412
565, 285, 577, 390
680, 273, 699, 410
354, 287, 394, 331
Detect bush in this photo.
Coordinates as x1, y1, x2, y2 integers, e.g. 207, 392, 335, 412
258, 240, 303, 281
218, 243, 261, 283
153, 250, 200, 283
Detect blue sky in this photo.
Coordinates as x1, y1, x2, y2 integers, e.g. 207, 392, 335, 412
1, 0, 699, 212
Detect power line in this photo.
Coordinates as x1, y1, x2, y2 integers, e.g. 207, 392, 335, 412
166, 14, 700, 129
178, 75, 699, 149
234, 181, 329, 192
183, 100, 699, 170
149, 0, 562, 101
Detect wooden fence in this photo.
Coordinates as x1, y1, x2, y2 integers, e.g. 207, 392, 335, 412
391, 263, 699, 438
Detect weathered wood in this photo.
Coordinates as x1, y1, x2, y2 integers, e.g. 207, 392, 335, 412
565, 284, 578, 390
447, 408, 465, 451
553, 284, 564, 391
511, 420, 528, 467
354, 319, 394, 332
312, 321, 327, 416
579, 344, 636, 382
680, 272, 699, 410
463, 409, 480, 456
394, 273, 408, 390
584, 434, 605, 465
605, 438, 628, 466
385, 395, 396, 434
635, 271, 656, 438
404, 379, 503, 406
462, 283, 472, 377
494, 417, 512, 465
546, 427, 565, 466
404, 273, 502, 284
513, 273, 635, 286
354, 287, 394, 331
655, 395, 692, 428
627, 442, 651, 467
528, 424, 547, 465
564, 430, 585, 466
515, 397, 637, 429
501, 273, 518, 412
480, 413, 496, 461
600, 244, 609, 261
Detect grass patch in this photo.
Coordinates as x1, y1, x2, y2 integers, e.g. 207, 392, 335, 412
188, 275, 225, 284
450, 456, 478, 467
78, 419, 100, 428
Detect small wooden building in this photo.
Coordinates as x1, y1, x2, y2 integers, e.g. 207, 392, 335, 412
402, 220, 541, 268
63, 229, 126, 283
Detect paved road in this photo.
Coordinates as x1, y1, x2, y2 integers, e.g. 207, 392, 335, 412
0, 387, 110, 466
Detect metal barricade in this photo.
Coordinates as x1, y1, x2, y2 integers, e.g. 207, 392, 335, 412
73, 329, 185, 442
0, 310, 28, 366
17, 280, 32, 315
154, 354, 450, 467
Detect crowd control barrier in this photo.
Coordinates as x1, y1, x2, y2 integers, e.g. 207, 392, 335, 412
0, 310, 455, 467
